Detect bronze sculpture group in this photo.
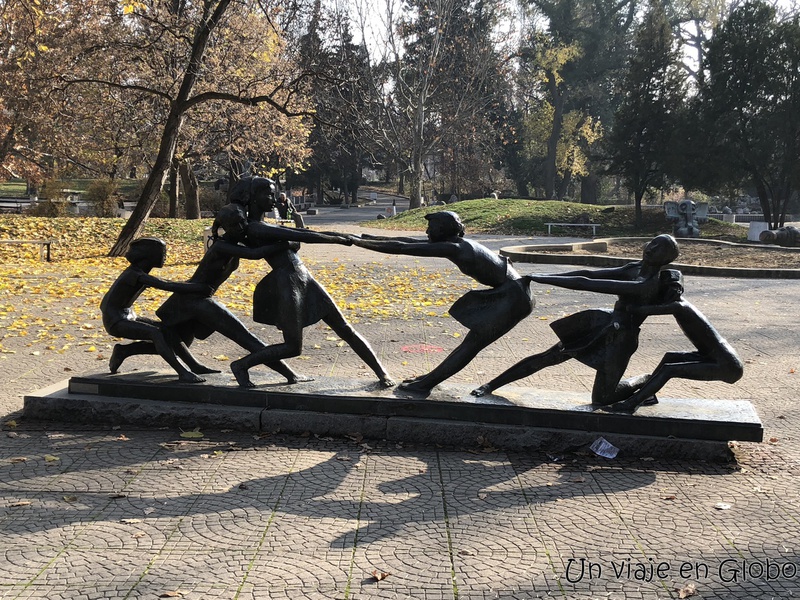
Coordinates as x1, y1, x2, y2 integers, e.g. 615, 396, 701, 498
101, 184, 743, 414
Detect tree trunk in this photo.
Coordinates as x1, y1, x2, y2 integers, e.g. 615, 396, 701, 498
180, 160, 201, 219
408, 162, 423, 209
556, 170, 571, 201
581, 173, 599, 204
544, 71, 564, 200
634, 181, 646, 229
753, 176, 775, 229
108, 109, 184, 255
168, 160, 179, 217
108, 0, 232, 256
315, 172, 323, 205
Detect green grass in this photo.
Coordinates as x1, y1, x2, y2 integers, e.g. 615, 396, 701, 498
0, 179, 28, 197
0, 178, 144, 197
364, 198, 747, 241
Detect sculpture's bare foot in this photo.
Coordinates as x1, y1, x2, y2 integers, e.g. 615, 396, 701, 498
605, 394, 657, 414
640, 395, 659, 406
178, 372, 206, 384
109, 344, 126, 374
378, 375, 396, 388
398, 380, 432, 395
231, 360, 255, 388
192, 364, 222, 375
286, 374, 315, 384
471, 385, 491, 397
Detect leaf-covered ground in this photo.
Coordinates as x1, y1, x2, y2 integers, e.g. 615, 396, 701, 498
0, 216, 471, 363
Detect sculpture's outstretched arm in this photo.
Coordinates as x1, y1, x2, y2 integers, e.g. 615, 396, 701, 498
529, 274, 650, 298
353, 237, 458, 259
247, 222, 351, 245
136, 273, 209, 296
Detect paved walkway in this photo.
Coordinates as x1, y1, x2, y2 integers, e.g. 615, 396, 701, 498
1, 207, 799, 599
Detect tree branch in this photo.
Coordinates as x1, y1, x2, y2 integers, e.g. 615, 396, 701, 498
182, 90, 313, 117
58, 77, 173, 102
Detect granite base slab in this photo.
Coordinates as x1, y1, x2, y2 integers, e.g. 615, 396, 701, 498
23, 371, 763, 460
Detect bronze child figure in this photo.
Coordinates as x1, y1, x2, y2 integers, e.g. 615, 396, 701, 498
101, 237, 213, 383
472, 235, 680, 406
606, 269, 743, 413
353, 211, 535, 395
226, 206, 395, 389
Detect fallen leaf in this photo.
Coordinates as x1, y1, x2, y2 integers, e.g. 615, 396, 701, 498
675, 582, 697, 598
10, 457, 26, 463
180, 430, 204, 439
371, 570, 390, 581
133, 532, 146, 539
336, 454, 352, 462
63, 495, 78, 503
120, 518, 142, 524
159, 592, 187, 598
769, 437, 779, 443
5, 420, 17, 428
662, 495, 677, 500
110, 493, 127, 499
143, 507, 156, 515
10, 501, 31, 507
44, 454, 59, 462
714, 502, 732, 510
116, 434, 130, 441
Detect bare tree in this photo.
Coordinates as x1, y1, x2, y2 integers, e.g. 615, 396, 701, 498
352, 0, 507, 208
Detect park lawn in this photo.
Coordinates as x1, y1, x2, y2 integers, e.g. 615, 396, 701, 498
365, 199, 747, 241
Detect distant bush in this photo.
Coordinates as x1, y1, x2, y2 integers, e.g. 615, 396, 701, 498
86, 179, 120, 217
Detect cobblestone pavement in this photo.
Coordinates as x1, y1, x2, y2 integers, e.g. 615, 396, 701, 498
1, 210, 799, 599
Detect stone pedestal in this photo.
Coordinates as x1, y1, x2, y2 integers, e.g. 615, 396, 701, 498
24, 371, 763, 461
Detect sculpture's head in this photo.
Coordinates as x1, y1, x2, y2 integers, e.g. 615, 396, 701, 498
658, 269, 684, 303
212, 204, 248, 243
228, 176, 277, 217
425, 211, 465, 242
642, 234, 679, 266
126, 237, 167, 269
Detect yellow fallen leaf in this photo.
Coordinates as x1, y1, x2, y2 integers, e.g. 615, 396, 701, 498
180, 430, 204, 439
44, 454, 59, 462
213, 355, 229, 361
5, 420, 17, 428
